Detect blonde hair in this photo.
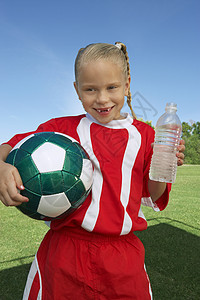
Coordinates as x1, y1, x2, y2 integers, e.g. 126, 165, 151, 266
74, 42, 136, 119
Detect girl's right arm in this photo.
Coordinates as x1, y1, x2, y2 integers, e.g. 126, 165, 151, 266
0, 144, 29, 206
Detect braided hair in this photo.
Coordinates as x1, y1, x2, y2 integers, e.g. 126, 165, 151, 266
115, 42, 136, 119
74, 42, 136, 119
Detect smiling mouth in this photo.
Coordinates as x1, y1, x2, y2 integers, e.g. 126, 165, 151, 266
95, 106, 114, 113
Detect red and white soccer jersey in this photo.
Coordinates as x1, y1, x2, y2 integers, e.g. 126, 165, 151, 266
6, 113, 171, 299
6, 113, 171, 235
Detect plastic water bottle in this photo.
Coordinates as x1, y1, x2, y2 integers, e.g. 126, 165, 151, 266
149, 103, 182, 183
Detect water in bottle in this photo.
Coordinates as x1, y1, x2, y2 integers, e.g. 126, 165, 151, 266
149, 103, 182, 183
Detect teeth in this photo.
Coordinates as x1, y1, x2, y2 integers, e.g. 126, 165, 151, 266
96, 108, 111, 113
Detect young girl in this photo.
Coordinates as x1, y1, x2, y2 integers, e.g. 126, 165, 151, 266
0, 42, 185, 299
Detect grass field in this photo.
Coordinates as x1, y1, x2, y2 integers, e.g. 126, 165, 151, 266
0, 165, 199, 300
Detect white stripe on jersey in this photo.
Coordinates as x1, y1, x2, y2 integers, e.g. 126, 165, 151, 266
144, 264, 153, 299
77, 117, 103, 232
120, 125, 141, 235
23, 255, 42, 300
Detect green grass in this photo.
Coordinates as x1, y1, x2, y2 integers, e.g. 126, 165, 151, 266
0, 207, 48, 299
0, 165, 200, 299
136, 165, 200, 300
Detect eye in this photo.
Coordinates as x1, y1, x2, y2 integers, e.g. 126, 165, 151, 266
108, 85, 117, 90
86, 88, 95, 92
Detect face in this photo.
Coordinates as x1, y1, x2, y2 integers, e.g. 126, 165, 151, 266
74, 59, 130, 124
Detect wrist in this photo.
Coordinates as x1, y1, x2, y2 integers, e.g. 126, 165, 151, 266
0, 144, 12, 161
148, 179, 167, 202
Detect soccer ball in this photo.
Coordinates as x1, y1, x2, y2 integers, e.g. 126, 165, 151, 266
6, 132, 93, 220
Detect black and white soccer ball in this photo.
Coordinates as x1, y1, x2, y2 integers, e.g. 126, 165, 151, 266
6, 132, 93, 220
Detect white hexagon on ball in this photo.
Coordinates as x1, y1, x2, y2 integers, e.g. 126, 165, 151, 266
37, 192, 71, 218
31, 142, 66, 173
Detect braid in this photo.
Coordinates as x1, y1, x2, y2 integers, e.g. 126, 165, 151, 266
77, 48, 84, 56
115, 42, 137, 119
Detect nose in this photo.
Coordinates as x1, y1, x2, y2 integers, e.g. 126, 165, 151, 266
96, 90, 109, 104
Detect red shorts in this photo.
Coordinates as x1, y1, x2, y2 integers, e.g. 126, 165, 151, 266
23, 227, 152, 299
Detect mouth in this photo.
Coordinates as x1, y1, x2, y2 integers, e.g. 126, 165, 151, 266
94, 106, 114, 115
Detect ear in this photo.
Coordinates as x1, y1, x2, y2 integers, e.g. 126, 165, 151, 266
124, 76, 131, 97
73, 82, 82, 100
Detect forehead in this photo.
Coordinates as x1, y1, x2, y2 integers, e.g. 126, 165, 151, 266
78, 59, 125, 83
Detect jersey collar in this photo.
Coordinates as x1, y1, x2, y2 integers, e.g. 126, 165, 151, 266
86, 113, 133, 129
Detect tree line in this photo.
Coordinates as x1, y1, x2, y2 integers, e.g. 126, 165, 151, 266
181, 121, 200, 164
144, 120, 200, 165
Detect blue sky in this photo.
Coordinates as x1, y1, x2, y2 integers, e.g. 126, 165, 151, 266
0, 0, 199, 144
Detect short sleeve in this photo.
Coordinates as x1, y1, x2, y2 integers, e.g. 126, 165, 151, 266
3, 118, 58, 148
142, 183, 171, 211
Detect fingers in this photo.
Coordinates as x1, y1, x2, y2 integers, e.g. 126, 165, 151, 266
176, 139, 185, 166
177, 139, 185, 153
9, 181, 29, 206
177, 153, 184, 166
13, 166, 24, 188
1, 181, 29, 207
0, 164, 29, 207
179, 139, 185, 145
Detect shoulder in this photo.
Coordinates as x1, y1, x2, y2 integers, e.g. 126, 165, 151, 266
131, 120, 155, 155
35, 114, 86, 142
131, 119, 155, 147
51, 114, 86, 125
38, 114, 86, 130
132, 119, 155, 136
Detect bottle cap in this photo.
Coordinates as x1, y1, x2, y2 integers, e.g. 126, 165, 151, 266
165, 102, 177, 111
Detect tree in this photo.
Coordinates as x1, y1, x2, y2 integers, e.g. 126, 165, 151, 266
182, 122, 192, 138
192, 121, 200, 137
182, 121, 200, 164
